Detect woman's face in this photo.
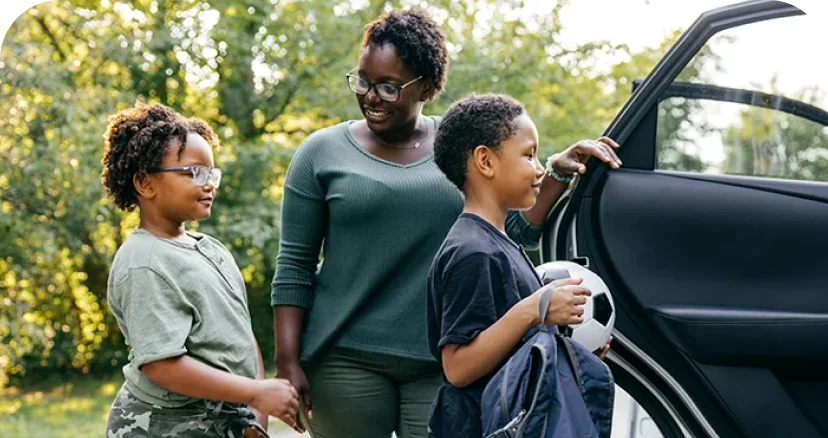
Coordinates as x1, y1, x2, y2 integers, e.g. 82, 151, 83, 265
355, 43, 430, 135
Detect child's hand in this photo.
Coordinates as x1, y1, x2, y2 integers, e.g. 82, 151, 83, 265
596, 337, 613, 361
532, 277, 591, 326
248, 378, 299, 429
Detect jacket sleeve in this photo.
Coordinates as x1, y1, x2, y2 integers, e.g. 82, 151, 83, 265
505, 211, 544, 250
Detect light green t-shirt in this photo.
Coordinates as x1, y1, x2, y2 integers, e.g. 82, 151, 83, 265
107, 228, 258, 408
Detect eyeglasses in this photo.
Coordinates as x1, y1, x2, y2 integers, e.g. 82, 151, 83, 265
148, 165, 222, 188
346, 67, 423, 102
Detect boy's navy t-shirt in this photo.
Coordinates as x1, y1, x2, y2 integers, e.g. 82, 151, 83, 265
427, 213, 544, 438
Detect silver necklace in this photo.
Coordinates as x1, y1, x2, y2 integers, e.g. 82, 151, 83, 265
372, 118, 429, 149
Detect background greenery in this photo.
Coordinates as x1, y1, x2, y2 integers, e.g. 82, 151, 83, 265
6, 1, 827, 435
0, 0, 678, 391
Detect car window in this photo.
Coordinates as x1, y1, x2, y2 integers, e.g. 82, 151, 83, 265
656, 15, 828, 181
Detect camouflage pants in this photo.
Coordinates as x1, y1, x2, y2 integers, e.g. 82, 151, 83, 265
106, 386, 270, 438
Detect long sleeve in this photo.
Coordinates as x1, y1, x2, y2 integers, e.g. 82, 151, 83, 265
268, 119, 464, 362
271, 137, 328, 309
505, 211, 544, 250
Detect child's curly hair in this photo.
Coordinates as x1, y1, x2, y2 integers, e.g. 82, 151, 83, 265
101, 103, 218, 211
435, 94, 525, 190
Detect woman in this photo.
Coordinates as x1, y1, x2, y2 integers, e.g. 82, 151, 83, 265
271, 9, 621, 438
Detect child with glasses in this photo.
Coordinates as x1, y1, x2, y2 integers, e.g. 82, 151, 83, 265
101, 102, 299, 437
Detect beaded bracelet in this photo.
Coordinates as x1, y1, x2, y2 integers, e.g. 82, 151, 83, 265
545, 155, 575, 184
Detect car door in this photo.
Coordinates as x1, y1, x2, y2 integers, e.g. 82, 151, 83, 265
541, 1, 828, 437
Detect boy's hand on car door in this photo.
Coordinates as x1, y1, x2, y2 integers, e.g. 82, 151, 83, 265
552, 136, 622, 175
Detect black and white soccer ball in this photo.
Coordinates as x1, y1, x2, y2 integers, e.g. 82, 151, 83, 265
535, 261, 615, 352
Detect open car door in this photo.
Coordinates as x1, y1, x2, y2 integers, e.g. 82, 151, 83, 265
541, 2, 828, 437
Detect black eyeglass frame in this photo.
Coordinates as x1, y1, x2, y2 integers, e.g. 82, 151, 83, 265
345, 67, 423, 102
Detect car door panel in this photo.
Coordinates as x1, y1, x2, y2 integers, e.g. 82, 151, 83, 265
570, 170, 828, 437
651, 306, 828, 367
542, 2, 828, 437
697, 364, 825, 438
595, 170, 828, 359
590, 171, 828, 437
597, 171, 828, 322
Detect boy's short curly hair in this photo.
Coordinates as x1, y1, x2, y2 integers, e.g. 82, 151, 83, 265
101, 103, 218, 211
362, 9, 448, 101
434, 94, 525, 190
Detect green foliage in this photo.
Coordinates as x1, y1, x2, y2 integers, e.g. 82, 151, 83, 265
653, 33, 827, 176
722, 85, 828, 180
651, 31, 721, 172
0, 0, 679, 386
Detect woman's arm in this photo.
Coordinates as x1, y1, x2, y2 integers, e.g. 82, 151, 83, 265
273, 306, 311, 428
271, 139, 327, 432
510, 137, 622, 237
270, 139, 328, 311
274, 307, 305, 373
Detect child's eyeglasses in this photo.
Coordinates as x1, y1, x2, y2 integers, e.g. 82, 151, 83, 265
148, 166, 222, 188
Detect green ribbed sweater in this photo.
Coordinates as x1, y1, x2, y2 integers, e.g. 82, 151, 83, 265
271, 117, 543, 363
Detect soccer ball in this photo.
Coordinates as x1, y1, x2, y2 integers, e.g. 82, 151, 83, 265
534, 261, 615, 352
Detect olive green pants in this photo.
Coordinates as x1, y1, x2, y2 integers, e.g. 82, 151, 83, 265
302, 347, 442, 438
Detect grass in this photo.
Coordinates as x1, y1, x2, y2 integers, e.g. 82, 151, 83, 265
0, 372, 124, 438
0, 372, 293, 437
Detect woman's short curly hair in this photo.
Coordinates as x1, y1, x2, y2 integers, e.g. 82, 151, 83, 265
434, 94, 525, 190
362, 9, 448, 101
101, 102, 218, 211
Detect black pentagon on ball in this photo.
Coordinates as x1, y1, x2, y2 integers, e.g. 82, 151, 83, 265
592, 292, 613, 325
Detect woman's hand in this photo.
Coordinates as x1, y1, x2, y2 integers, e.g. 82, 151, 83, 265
276, 360, 312, 433
551, 137, 622, 177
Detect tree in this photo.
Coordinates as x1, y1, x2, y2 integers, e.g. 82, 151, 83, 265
722, 84, 828, 180
0, 0, 675, 386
